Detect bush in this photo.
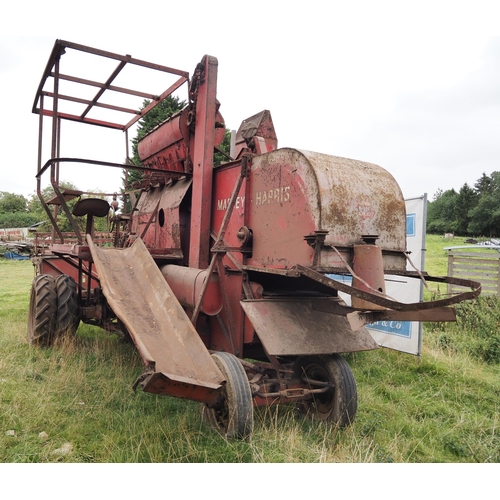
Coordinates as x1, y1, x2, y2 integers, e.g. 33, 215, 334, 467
0, 212, 41, 229
427, 295, 500, 363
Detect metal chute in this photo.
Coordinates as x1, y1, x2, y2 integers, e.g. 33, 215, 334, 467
87, 236, 224, 403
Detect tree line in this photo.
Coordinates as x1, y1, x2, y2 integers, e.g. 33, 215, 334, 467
0, 191, 41, 229
427, 171, 500, 237
0, 182, 88, 232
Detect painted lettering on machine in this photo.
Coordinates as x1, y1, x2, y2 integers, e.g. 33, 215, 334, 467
255, 186, 291, 206
216, 196, 246, 211
216, 186, 292, 211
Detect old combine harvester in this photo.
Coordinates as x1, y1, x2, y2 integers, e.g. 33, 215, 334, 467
29, 40, 480, 439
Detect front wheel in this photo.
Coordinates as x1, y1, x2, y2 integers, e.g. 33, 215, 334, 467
202, 352, 254, 440
294, 354, 357, 427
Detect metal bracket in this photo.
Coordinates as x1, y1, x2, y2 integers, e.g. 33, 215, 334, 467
297, 265, 481, 312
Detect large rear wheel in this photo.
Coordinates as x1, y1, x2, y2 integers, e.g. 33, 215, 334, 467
27, 274, 58, 346
202, 352, 254, 439
55, 274, 80, 336
294, 354, 357, 427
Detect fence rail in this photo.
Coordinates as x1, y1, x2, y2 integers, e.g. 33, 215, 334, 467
447, 251, 500, 296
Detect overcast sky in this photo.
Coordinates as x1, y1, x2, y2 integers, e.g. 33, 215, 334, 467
1, 2, 499, 203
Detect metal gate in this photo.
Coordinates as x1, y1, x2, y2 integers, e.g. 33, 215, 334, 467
447, 250, 500, 296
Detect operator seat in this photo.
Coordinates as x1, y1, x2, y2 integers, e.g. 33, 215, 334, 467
72, 198, 110, 236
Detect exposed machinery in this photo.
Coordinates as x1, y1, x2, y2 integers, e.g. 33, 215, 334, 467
29, 40, 480, 439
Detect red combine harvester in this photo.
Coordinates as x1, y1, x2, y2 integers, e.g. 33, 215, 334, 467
29, 40, 480, 439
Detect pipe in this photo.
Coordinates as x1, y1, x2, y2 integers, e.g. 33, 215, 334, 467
160, 265, 223, 316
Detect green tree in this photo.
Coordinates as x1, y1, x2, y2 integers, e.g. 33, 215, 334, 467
468, 193, 500, 236
0, 192, 27, 214
27, 181, 85, 233
474, 172, 493, 196
432, 188, 443, 201
0, 211, 39, 229
427, 172, 500, 237
454, 183, 478, 235
213, 129, 232, 167
468, 171, 500, 236
490, 171, 500, 191
0, 191, 38, 229
427, 189, 459, 234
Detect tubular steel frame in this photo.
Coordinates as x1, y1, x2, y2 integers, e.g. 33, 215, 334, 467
33, 39, 190, 244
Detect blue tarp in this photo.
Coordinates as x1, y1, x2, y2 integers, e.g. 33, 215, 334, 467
4, 251, 29, 260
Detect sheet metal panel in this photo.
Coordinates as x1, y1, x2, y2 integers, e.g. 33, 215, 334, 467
87, 236, 224, 403
241, 298, 378, 356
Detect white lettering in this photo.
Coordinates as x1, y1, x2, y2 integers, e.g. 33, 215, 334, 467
283, 186, 290, 202
216, 196, 246, 211
253, 185, 291, 206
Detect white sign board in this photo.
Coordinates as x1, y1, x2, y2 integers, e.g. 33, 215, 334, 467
330, 195, 427, 356
366, 195, 427, 355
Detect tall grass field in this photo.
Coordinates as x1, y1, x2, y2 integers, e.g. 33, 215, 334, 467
0, 234, 499, 463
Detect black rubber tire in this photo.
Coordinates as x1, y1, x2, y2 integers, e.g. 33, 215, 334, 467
55, 274, 80, 336
202, 352, 254, 440
27, 274, 58, 346
294, 354, 357, 427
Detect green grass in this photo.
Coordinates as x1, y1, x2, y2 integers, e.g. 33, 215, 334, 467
423, 233, 452, 276
1, 245, 499, 463
423, 235, 500, 364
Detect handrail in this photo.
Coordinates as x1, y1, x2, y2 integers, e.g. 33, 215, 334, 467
36, 157, 193, 179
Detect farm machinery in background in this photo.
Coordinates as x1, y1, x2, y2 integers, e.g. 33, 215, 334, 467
28, 40, 480, 439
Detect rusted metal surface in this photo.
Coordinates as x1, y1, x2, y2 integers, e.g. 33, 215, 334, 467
130, 177, 191, 258
233, 110, 278, 157
35, 253, 100, 291
32, 39, 189, 130
160, 265, 223, 316
137, 108, 225, 178
213, 148, 407, 271
308, 151, 406, 252
351, 242, 387, 310
138, 108, 191, 174
188, 55, 220, 269
241, 298, 378, 356
298, 265, 481, 311
346, 307, 457, 331
72, 198, 110, 217
45, 188, 83, 205
87, 235, 224, 403
33, 39, 191, 248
